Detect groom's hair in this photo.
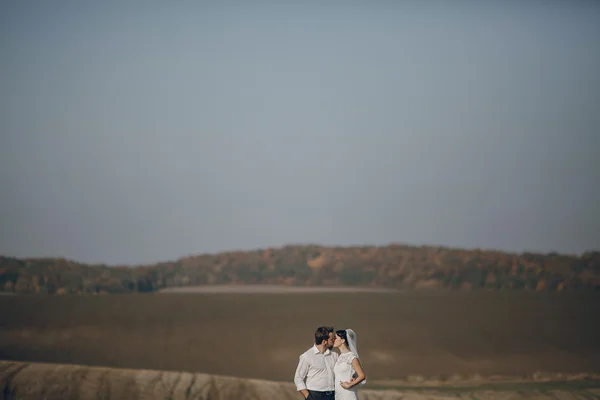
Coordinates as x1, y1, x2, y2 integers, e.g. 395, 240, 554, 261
314, 326, 334, 345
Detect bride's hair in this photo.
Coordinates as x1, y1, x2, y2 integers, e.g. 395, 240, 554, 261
335, 329, 349, 348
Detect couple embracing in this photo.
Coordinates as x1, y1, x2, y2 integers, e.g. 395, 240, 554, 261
293, 326, 367, 400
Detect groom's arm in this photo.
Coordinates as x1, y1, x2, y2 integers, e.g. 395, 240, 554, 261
293, 355, 310, 399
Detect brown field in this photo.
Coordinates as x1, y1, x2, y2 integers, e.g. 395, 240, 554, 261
1, 290, 599, 384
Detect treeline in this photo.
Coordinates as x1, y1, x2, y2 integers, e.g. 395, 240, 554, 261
1, 244, 599, 294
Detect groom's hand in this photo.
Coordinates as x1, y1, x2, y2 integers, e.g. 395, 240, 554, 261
299, 389, 310, 399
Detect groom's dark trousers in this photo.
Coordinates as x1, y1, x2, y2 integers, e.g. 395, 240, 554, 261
307, 389, 334, 400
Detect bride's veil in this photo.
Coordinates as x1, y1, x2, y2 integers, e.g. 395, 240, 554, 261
345, 329, 366, 385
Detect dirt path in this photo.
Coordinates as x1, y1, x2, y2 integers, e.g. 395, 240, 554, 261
157, 284, 399, 293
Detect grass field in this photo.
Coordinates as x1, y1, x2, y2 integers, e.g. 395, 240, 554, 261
0, 290, 599, 383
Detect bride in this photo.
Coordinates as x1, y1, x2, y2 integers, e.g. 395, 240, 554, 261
333, 329, 367, 400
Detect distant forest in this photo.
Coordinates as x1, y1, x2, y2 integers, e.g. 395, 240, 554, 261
1, 244, 599, 294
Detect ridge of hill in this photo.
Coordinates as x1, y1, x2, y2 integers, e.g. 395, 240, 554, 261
2, 360, 600, 400
1, 244, 599, 294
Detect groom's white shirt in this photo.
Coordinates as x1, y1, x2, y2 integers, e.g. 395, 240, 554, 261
294, 344, 338, 392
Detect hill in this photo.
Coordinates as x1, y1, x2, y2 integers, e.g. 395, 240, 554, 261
1, 244, 599, 294
2, 360, 600, 400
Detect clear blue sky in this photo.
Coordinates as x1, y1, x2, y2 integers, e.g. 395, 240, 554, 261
1, 1, 599, 265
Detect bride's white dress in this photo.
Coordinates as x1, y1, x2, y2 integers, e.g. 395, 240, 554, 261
334, 351, 359, 400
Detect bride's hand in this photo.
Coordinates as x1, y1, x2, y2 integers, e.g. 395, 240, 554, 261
340, 381, 353, 389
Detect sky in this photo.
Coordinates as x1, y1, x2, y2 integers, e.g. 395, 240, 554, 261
1, 1, 599, 265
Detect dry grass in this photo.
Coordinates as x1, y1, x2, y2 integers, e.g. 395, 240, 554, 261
1, 291, 599, 383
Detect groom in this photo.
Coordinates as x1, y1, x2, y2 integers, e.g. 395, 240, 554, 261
293, 326, 338, 400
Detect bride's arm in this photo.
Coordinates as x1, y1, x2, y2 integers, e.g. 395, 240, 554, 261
351, 359, 366, 385
341, 359, 366, 389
